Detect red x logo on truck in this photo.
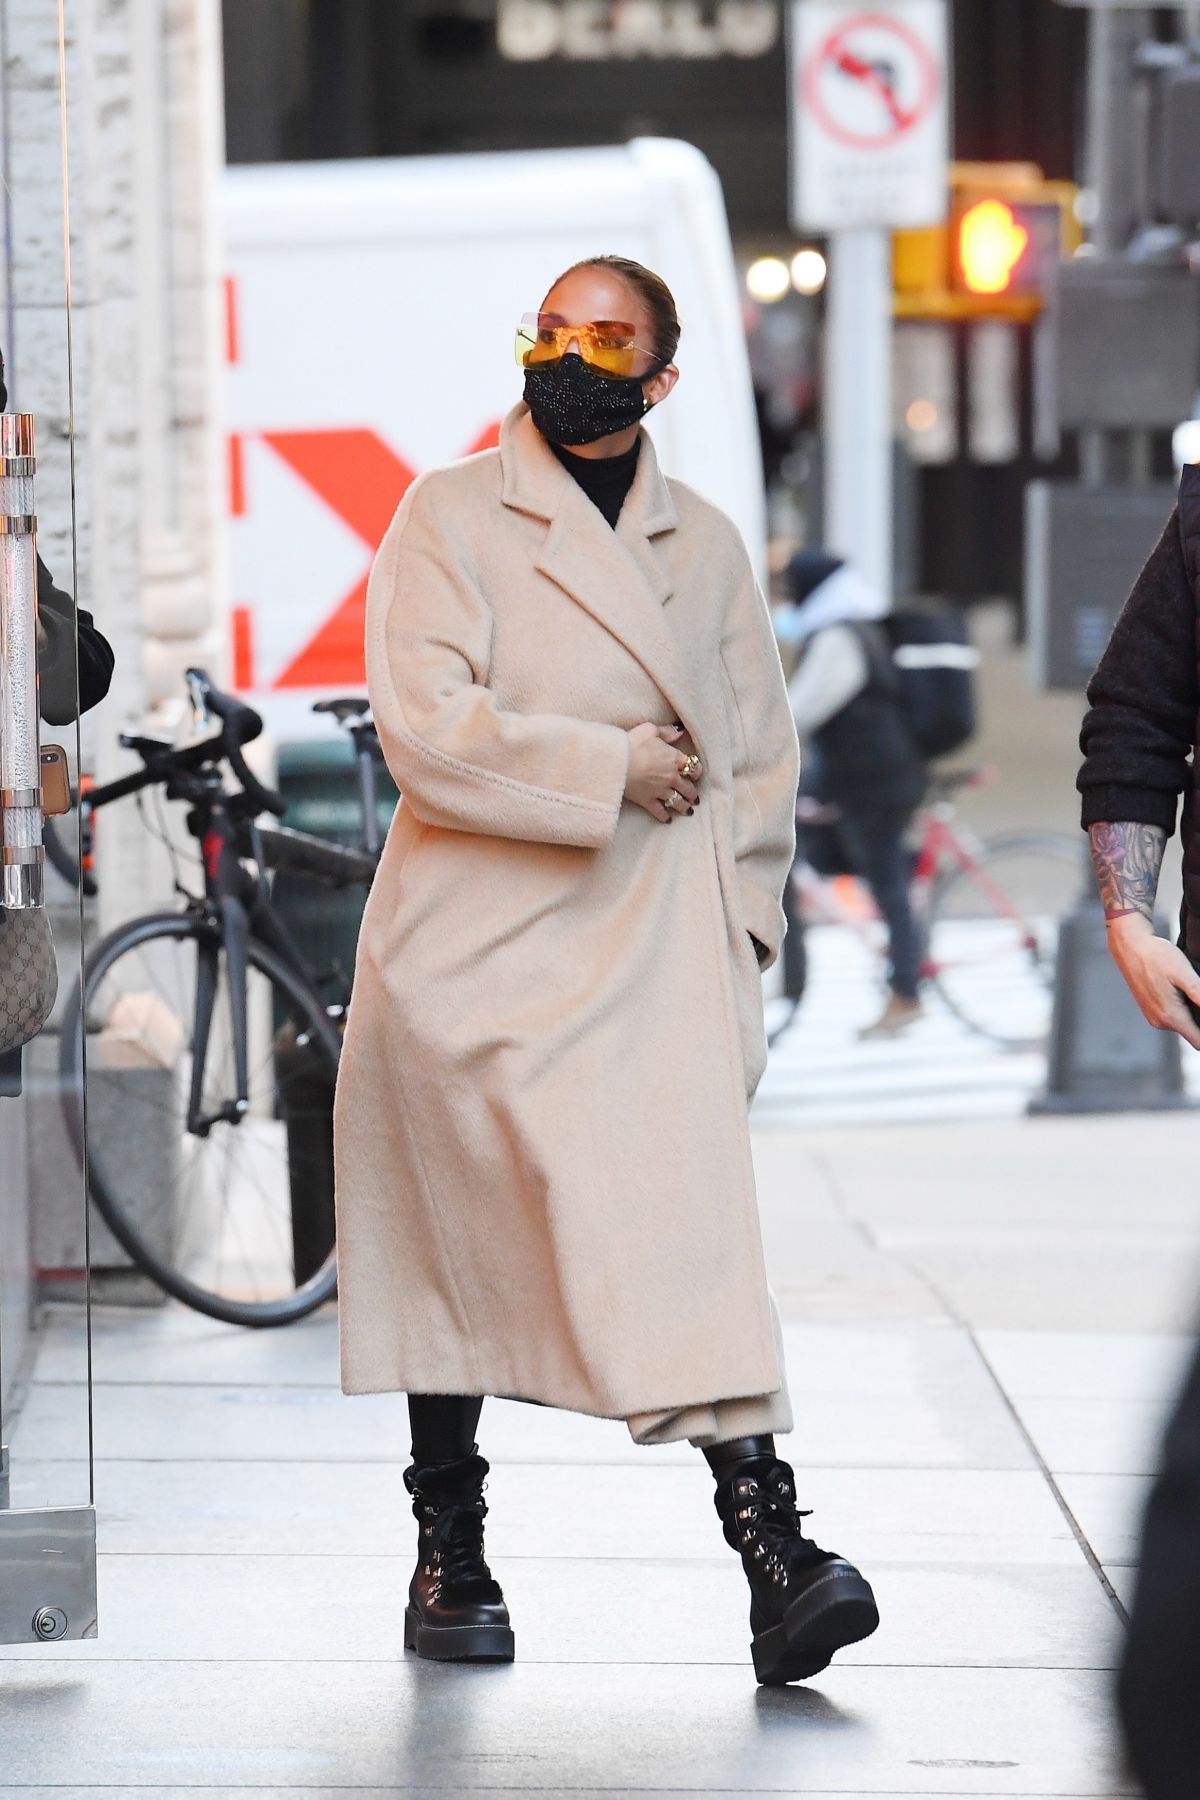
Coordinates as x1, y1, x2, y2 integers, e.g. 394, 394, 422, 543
230, 422, 500, 690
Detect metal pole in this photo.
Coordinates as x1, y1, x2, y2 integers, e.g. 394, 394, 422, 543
0, 413, 42, 912
0, 410, 42, 1508
1080, 6, 1152, 483
1086, 7, 1157, 251
824, 227, 893, 602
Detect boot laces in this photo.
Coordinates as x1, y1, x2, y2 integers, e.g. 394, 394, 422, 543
425, 1497, 495, 1586
734, 1467, 827, 1580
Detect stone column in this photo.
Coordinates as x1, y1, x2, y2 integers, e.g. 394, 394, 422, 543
0, 0, 79, 1411
2, 0, 228, 921
0, 0, 229, 1319
65, 0, 229, 934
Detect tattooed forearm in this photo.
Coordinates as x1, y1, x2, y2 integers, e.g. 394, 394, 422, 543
1088, 822, 1166, 924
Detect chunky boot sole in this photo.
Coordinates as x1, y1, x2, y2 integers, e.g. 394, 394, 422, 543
752, 1566, 880, 1686
403, 1605, 515, 1663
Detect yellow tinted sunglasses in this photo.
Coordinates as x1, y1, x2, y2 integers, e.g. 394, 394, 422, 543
515, 312, 662, 379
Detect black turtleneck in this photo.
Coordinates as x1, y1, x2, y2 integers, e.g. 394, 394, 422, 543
550, 437, 641, 530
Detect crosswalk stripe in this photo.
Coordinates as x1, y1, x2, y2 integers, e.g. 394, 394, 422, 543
752, 923, 1200, 1128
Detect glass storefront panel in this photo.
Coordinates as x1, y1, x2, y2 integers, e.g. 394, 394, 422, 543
0, 0, 97, 1641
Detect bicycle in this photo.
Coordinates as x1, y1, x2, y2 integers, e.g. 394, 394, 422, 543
59, 670, 383, 1327
781, 767, 1086, 1051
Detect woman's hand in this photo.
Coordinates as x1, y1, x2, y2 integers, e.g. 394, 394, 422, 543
1106, 914, 1200, 1052
624, 722, 702, 824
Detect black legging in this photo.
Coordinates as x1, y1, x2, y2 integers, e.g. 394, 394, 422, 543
408, 1394, 484, 1463
407, 1395, 773, 1474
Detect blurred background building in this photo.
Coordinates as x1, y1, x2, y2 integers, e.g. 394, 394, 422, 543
220, 0, 1094, 613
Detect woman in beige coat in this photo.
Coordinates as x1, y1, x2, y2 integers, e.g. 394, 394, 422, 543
333, 256, 879, 1685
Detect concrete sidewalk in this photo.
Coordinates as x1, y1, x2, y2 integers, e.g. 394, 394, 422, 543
2, 1108, 1198, 1795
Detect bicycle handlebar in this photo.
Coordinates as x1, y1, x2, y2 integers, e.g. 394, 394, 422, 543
187, 667, 264, 748
186, 668, 286, 816
87, 670, 287, 818
226, 740, 287, 818
87, 736, 214, 810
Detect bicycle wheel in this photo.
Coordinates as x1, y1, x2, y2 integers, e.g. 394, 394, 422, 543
60, 910, 342, 1326
927, 833, 1086, 1049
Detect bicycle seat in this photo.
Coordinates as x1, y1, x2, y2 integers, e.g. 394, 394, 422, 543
312, 696, 371, 724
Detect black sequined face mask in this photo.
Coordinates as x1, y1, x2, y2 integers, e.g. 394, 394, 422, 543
523, 351, 666, 447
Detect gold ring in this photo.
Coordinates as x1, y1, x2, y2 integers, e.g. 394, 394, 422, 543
683, 754, 701, 777
664, 791, 683, 814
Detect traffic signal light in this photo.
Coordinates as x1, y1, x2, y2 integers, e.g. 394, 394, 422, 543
894, 163, 1081, 321
958, 200, 1029, 296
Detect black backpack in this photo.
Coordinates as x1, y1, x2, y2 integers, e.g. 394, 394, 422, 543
881, 607, 979, 761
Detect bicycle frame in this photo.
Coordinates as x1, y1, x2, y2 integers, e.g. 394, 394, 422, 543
914, 805, 1045, 968
793, 796, 1045, 976
350, 722, 383, 858
80, 686, 374, 1148
184, 780, 331, 1140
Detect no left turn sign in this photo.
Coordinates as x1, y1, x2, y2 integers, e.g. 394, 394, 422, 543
790, 0, 949, 232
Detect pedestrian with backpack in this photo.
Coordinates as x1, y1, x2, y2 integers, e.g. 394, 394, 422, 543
780, 550, 932, 1040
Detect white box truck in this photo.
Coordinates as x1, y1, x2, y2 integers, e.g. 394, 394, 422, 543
223, 136, 765, 738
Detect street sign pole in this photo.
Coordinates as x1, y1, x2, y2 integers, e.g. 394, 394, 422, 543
824, 228, 893, 599
790, 0, 949, 600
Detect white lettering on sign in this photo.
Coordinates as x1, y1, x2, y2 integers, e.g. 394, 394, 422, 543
790, 0, 949, 232
497, 0, 779, 61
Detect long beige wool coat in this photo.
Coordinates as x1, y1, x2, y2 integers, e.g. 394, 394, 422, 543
333, 400, 801, 1424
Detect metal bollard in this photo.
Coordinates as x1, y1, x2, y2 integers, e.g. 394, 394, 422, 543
0, 415, 43, 911
0, 412, 58, 1064
1030, 887, 1191, 1115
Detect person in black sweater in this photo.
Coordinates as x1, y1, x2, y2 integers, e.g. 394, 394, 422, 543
1078, 489, 1200, 1800
38, 554, 114, 724
1077, 501, 1200, 1045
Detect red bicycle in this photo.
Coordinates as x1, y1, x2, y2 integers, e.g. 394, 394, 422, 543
786, 767, 1085, 1050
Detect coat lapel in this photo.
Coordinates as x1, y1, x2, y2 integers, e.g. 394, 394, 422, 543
499, 403, 704, 740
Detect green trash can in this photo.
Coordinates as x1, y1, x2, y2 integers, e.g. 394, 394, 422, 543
272, 738, 398, 991
270, 738, 398, 1284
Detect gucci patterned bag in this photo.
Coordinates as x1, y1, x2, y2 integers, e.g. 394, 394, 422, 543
0, 906, 58, 1054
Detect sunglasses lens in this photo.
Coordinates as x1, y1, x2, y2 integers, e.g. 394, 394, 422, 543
515, 314, 551, 368
514, 314, 641, 376
584, 322, 638, 377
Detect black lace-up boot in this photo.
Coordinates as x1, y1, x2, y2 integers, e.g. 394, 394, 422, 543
712, 1449, 879, 1685
402, 1447, 515, 1662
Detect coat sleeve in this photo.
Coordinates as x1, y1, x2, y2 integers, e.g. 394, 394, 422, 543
719, 546, 801, 973
366, 476, 630, 847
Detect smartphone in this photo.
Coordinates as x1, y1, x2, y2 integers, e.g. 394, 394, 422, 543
39, 743, 71, 816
